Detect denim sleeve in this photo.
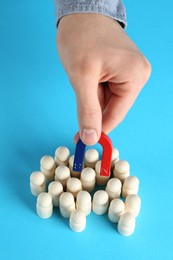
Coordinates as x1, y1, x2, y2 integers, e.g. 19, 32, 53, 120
54, 0, 127, 28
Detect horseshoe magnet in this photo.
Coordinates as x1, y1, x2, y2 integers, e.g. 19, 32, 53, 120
73, 132, 113, 177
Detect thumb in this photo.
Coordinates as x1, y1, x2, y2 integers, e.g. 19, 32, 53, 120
74, 80, 102, 146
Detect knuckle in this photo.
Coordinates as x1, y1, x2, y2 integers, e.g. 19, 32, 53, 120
80, 106, 99, 120
132, 53, 152, 84
139, 56, 152, 82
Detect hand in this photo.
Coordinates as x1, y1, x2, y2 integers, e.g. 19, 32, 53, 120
56, 14, 151, 145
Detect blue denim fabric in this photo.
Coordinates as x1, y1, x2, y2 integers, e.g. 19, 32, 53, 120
54, 0, 127, 28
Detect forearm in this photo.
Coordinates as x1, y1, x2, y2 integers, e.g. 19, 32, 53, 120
54, 0, 127, 28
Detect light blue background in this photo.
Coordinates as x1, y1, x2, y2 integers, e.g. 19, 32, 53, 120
0, 1, 173, 259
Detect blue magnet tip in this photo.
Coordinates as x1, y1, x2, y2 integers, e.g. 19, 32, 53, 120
73, 139, 86, 172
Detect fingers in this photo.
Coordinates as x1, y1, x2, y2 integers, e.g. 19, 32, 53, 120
102, 83, 139, 134
102, 52, 151, 134
73, 78, 102, 146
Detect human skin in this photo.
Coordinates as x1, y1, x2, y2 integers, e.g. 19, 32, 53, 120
56, 14, 151, 145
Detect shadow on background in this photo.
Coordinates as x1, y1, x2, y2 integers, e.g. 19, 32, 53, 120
2, 128, 74, 213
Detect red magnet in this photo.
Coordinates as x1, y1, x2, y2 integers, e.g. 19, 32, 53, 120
98, 132, 113, 176
73, 132, 113, 177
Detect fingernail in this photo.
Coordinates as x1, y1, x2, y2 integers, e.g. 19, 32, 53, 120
82, 129, 98, 145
